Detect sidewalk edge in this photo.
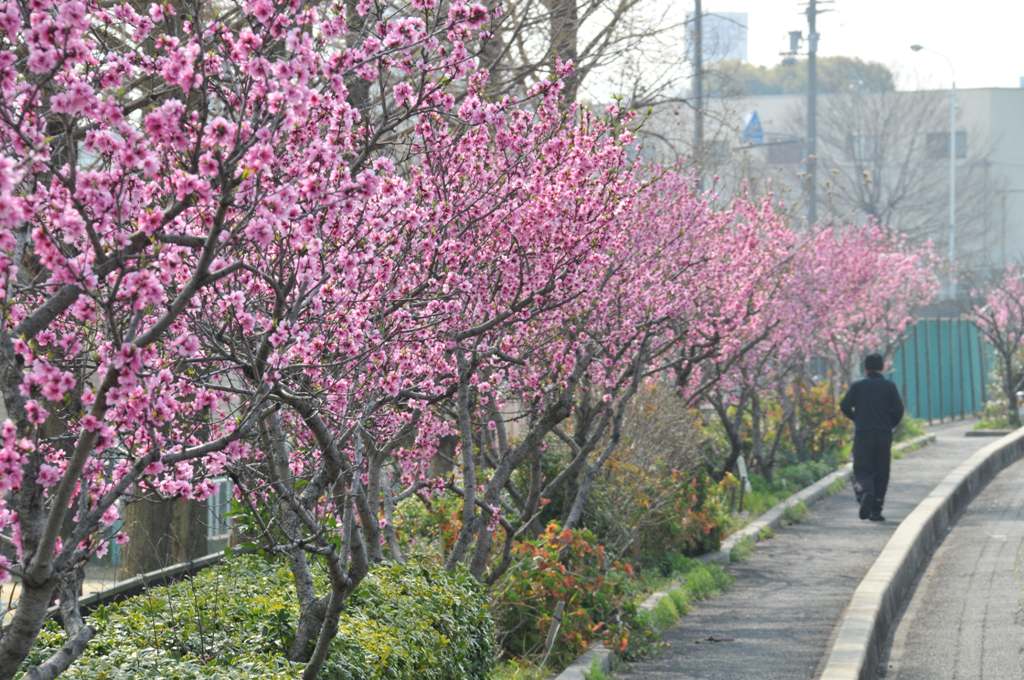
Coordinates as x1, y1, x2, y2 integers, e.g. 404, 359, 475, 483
818, 427, 1024, 680
553, 433, 935, 680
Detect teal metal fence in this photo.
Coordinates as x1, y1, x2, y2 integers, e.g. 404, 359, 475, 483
888, 318, 992, 422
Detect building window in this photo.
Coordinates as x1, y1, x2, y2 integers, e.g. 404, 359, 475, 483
926, 130, 967, 159
207, 478, 232, 542
767, 141, 803, 165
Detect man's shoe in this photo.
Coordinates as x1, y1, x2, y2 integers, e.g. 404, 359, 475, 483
859, 493, 874, 520
868, 512, 885, 522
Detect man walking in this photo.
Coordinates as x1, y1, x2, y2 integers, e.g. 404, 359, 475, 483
840, 353, 905, 522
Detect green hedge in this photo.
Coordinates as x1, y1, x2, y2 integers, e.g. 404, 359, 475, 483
25, 555, 495, 679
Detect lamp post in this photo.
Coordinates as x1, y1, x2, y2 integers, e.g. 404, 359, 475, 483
910, 44, 957, 298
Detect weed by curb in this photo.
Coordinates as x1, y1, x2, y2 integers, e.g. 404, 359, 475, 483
585, 658, 611, 680
826, 477, 847, 496
729, 536, 755, 563
782, 501, 809, 525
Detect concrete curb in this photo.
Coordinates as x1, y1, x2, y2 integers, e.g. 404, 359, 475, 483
964, 428, 1013, 437
703, 433, 935, 566
553, 643, 615, 680
819, 427, 1024, 680
553, 433, 936, 679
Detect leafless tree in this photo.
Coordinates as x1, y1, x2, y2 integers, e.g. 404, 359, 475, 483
483, 0, 691, 105
809, 89, 1000, 263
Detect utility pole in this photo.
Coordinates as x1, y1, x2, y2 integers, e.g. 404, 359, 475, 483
805, 0, 819, 226
692, 0, 704, 190
910, 44, 957, 297
948, 80, 957, 296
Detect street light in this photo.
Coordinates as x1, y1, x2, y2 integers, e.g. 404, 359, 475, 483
910, 43, 957, 298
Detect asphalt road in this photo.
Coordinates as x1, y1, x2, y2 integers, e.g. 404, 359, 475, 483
616, 422, 982, 680
885, 454, 1024, 680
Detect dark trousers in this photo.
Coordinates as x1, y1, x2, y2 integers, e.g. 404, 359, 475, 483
853, 429, 892, 511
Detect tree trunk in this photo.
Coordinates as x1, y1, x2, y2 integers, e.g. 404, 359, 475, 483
171, 498, 209, 563
1004, 355, 1021, 427
710, 398, 744, 480
0, 580, 56, 680
120, 496, 176, 576
546, 0, 579, 101
750, 392, 764, 471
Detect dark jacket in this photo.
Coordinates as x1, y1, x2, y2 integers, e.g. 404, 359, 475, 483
840, 373, 904, 432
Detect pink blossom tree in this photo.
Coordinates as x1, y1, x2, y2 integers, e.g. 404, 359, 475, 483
0, 0, 530, 675
815, 226, 939, 384
970, 268, 1024, 427
701, 224, 938, 479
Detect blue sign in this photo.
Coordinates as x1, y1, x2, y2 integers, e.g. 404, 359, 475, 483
741, 110, 764, 145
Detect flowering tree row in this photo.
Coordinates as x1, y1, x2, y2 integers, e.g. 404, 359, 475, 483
0, 0, 939, 677
701, 225, 938, 477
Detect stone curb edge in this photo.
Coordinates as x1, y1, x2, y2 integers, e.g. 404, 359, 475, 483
553, 433, 937, 680
964, 428, 1013, 437
818, 426, 1024, 680
703, 433, 935, 566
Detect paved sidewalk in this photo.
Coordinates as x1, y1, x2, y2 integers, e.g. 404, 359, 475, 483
617, 421, 982, 680
885, 454, 1024, 680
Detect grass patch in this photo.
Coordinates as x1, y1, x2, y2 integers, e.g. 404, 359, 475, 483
585, 658, 611, 680
895, 416, 927, 442
826, 477, 847, 496
782, 501, 808, 525
974, 417, 1013, 430
491, 660, 549, 680
636, 554, 701, 595
729, 536, 755, 563
757, 526, 775, 541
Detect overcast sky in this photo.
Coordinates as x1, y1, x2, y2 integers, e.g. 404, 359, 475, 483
706, 0, 1024, 90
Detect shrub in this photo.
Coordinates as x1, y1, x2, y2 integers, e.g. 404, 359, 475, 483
649, 597, 680, 632
795, 381, 852, 461
582, 387, 733, 566
667, 587, 690, 615
26, 556, 495, 680
491, 523, 639, 668
683, 564, 732, 601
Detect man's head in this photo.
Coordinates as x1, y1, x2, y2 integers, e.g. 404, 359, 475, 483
864, 353, 884, 374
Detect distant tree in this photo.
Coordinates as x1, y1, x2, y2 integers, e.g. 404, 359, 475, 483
479, 0, 690, 105
707, 56, 895, 97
